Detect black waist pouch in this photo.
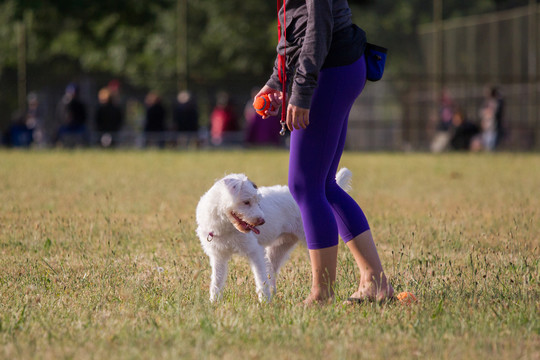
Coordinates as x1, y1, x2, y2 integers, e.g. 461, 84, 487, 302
322, 24, 366, 69
365, 43, 387, 81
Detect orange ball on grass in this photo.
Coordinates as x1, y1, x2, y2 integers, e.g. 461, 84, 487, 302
396, 291, 418, 305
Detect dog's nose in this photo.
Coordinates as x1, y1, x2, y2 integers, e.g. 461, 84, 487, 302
256, 218, 265, 226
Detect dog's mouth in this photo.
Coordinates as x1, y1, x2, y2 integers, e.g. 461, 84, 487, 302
229, 211, 261, 235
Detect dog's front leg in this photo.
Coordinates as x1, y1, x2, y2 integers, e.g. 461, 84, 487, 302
209, 254, 230, 302
247, 248, 272, 303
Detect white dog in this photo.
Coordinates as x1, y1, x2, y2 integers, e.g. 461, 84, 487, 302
196, 168, 352, 302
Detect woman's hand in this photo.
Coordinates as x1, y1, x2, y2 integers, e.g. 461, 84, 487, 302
254, 85, 283, 119
286, 104, 310, 131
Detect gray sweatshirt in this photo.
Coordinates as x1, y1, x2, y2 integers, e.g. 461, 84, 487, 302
265, 0, 366, 109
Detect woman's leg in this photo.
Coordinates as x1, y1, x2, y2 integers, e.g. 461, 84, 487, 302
320, 86, 394, 302
305, 245, 338, 304
345, 230, 394, 302
325, 114, 370, 242
288, 58, 365, 303
319, 60, 393, 302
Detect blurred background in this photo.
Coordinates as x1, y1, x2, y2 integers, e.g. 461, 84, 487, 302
0, 0, 538, 151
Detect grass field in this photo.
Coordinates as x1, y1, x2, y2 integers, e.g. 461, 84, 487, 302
0, 150, 538, 359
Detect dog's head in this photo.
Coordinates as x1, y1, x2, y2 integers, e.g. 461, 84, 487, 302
220, 174, 265, 234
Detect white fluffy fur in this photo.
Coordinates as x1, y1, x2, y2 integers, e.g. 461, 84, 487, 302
196, 168, 352, 302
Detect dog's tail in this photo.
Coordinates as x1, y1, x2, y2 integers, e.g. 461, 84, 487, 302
336, 167, 353, 192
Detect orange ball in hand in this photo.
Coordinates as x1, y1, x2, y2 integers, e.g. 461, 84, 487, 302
253, 94, 276, 116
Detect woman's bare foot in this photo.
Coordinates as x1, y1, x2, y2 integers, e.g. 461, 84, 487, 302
344, 231, 394, 305
301, 288, 334, 306
345, 276, 394, 304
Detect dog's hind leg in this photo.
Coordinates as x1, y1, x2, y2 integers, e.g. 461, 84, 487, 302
266, 235, 299, 287
247, 248, 272, 302
210, 254, 231, 302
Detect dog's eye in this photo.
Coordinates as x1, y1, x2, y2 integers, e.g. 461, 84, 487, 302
243, 200, 251, 206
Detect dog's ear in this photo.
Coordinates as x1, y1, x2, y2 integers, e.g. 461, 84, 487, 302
222, 177, 243, 196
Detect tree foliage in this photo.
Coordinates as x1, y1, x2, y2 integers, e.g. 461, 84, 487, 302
0, 0, 277, 92
0, 0, 532, 91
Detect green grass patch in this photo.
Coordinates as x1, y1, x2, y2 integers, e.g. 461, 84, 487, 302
0, 150, 538, 359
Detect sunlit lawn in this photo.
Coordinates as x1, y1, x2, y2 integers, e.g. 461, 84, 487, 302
0, 150, 538, 359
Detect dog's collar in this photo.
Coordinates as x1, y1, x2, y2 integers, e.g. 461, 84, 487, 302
207, 232, 214, 242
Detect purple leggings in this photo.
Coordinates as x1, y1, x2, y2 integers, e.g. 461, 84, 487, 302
288, 56, 369, 250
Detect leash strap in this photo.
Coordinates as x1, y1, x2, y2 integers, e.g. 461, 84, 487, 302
277, 0, 287, 135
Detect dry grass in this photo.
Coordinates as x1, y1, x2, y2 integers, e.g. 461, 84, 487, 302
0, 150, 538, 359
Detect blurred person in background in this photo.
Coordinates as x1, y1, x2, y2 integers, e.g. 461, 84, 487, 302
210, 91, 239, 145
55, 83, 88, 147
449, 108, 479, 151
95, 87, 123, 147
3, 111, 33, 147
173, 90, 199, 148
143, 91, 166, 147
26, 92, 46, 147
430, 89, 455, 153
479, 86, 504, 151
3, 93, 46, 148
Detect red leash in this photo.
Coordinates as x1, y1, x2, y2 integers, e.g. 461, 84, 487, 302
277, 0, 287, 136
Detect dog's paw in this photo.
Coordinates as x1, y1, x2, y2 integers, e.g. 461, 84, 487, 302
257, 286, 273, 303
209, 290, 222, 303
